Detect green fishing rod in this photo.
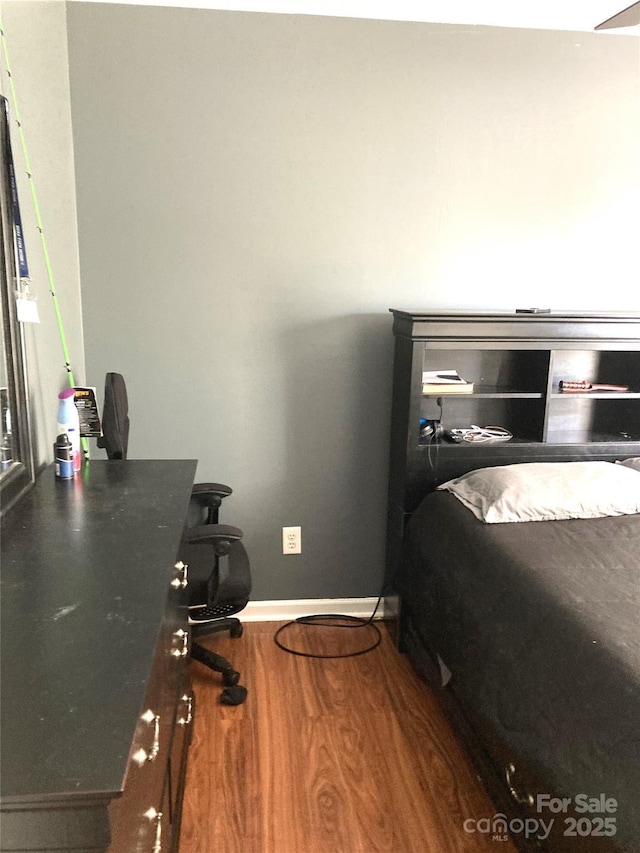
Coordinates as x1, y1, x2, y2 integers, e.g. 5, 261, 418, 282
0, 18, 89, 460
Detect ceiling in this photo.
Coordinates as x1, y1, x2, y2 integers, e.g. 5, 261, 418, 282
69, 0, 640, 35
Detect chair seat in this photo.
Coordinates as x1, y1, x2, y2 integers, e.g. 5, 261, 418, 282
188, 603, 241, 623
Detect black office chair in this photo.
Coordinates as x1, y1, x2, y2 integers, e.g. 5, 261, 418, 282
97, 372, 251, 704
181, 483, 251, 704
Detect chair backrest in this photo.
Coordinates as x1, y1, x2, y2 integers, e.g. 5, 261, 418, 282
97, 373, 129, 460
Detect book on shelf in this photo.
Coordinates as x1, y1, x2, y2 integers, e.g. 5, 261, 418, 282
422, 369, 474, 395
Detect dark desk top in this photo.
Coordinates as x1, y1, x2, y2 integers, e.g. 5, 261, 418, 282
0, 459, 197, 805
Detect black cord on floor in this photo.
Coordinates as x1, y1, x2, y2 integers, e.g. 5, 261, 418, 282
273, 593, 384, 659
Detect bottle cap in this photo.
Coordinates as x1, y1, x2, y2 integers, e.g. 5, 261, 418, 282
58, 387, 76, 400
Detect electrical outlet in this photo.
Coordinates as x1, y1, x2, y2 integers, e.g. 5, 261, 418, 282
282, 526, 301, 554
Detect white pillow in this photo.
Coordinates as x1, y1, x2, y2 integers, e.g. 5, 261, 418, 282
437, 461, 640, 523
617, 457, 640, 472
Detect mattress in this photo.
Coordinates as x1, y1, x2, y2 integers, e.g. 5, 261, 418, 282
398, 491, 640, 850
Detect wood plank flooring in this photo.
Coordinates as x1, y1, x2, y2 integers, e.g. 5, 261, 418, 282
180, 620, 517, 853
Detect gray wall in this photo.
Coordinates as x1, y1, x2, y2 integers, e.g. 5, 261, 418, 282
66, 4, 640, 600
0, 0, 85, 472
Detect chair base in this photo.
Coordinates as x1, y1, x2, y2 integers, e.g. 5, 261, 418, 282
190, 615, 244, 638
191, 642, 240, 686
190, 618, 247, 704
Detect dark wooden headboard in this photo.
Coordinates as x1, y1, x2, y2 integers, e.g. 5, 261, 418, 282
384, 309, 640, 612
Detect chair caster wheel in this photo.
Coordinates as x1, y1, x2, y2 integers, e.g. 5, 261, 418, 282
230, 623, 244, 638
220, 685, 247, 705
223, 668, 240, 687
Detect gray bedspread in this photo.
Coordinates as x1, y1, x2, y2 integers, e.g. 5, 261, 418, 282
398, 492, 640, 850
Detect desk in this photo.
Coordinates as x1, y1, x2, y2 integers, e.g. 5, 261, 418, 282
1, 459, 197, 852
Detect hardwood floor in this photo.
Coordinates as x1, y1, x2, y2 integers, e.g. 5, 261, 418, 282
180, 620, 517, 853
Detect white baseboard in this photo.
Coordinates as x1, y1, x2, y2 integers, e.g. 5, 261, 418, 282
242, 597, 385, 623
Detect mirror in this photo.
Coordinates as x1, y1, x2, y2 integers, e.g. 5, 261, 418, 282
1, 95, 34, 516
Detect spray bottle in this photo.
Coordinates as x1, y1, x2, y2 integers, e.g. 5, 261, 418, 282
57, 387, 81, 472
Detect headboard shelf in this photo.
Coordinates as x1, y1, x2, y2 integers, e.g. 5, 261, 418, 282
385, 309, 640, 625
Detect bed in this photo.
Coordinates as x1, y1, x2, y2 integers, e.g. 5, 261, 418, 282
396, 459, 640, 852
